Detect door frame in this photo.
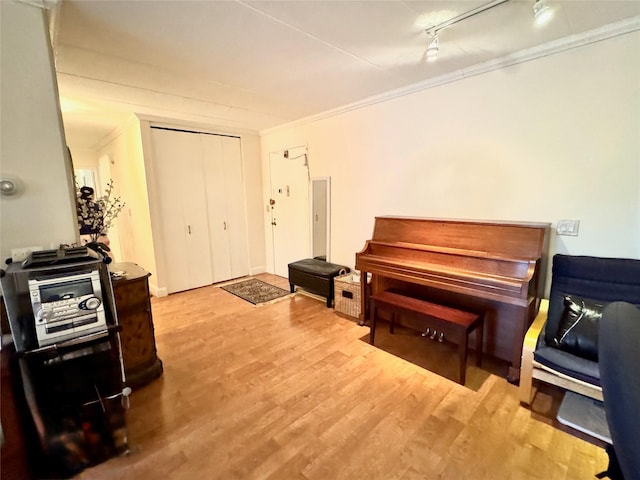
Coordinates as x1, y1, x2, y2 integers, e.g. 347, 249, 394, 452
268, 147, 310, 276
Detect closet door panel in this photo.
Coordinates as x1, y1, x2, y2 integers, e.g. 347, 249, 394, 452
201, 135, 232, 283
222, 137, 250, 279
181, 141, 214, 289
150, 128, 213, 293
150, 128, 190, 293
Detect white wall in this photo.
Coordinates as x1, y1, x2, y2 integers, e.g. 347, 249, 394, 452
0, 1, 78, 264
67, 146, 99, 171
260, 32, 640, 275
96, 117, 157, 288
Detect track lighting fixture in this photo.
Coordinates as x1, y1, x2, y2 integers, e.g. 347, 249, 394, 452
533, 0, 553, 26
423, 0, 554, 61
426, 31, 439, 61
423, 0, 509, 62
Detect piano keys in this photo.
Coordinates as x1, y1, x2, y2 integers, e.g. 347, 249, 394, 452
355, 216, 550, 382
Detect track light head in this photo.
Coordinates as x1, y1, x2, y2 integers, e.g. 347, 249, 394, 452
533, 0, 553, 26
422, 0, 511, 62
426, 31, 439, 61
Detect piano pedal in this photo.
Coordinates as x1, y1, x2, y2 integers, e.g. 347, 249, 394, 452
430, 330, 437, 340
421, 328, 430, 338
438, 332, 444, 343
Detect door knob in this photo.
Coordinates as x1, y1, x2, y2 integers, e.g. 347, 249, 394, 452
271, 220, 277, 226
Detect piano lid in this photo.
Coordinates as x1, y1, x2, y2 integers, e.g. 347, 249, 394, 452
355, 216, 550, 306
369, 216, 550, 260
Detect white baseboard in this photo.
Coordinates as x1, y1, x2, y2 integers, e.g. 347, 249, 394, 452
249, 266, 267, 276
149, 269, 269, 297
149, 281, 168, 298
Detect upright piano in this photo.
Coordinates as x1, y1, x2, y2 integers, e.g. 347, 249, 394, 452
355, 216, 550, 381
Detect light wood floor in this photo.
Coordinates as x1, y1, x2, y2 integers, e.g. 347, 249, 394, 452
78, 273, 607, 480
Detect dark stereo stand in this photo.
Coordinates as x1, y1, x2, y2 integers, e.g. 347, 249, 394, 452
1, 335, 34, 480
110, 263, 163, 388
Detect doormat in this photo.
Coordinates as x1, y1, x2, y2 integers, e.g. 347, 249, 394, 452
221, 278, 293, 305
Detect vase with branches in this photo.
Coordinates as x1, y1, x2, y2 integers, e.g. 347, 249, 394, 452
76, 180, 125, 262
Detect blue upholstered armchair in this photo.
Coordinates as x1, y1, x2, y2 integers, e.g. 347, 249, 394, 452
520, 254, 640, 405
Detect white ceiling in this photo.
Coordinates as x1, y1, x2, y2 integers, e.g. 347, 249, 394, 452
52, 0, 640, 148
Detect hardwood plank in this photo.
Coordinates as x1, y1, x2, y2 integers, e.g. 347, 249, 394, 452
76, 273, 607, 480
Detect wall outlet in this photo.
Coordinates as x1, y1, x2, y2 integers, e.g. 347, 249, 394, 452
557, 219, 580, 236
11, 246, 43, 262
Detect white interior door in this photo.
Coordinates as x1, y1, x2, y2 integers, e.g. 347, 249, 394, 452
202, 134, 232, 282
150, 128, 213, 293
202, 134, 249, 282
221, 136, 249, 279
269, 151, 310, 277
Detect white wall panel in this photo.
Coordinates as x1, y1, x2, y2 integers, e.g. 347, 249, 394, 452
0, 1, 78, 263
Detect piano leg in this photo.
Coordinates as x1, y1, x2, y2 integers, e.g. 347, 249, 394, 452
369, 303, 377, 345
458, 337, 468, 385
507, 309, 528, 384
475, 315, 484, 367
358, 271, 370, 326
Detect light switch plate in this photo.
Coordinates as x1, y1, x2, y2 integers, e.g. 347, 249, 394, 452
557, 219, 580, 236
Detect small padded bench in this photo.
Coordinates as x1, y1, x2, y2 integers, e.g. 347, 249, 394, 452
288, 259, 350, 307
370, 290, 483, 385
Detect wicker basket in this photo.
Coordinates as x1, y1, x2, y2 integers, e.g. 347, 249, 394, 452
334, 273, 361, 318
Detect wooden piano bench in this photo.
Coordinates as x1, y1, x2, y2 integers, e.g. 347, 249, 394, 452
369, 290, 483, 385
288, 258, 350, 307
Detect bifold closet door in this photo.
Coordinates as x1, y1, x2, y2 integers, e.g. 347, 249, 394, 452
201, 135, 249, 282
150, 128, 213, 293
221, 136, 249, 279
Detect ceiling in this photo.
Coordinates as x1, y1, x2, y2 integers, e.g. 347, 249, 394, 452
51, 0, 640, 148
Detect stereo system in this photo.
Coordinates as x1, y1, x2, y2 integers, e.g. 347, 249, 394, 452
1, 247, 113, 352
28, 269, 107, 346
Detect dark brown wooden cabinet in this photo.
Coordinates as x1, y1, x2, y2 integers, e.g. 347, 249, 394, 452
110, 262, 163, 388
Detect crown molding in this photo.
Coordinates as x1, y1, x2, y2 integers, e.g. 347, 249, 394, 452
260, 16, 640, 137
92, 112, 260, 152
93, 115, 137, 152
135, 113, 262, 138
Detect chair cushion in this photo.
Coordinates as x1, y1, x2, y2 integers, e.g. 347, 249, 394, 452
552, 295, 604, 361
543, 255, 640, 349
534, 324, 601, 386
